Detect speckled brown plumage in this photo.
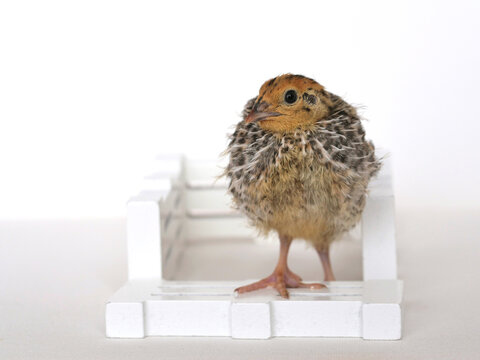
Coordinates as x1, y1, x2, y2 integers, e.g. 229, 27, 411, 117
223, 74, 381, 298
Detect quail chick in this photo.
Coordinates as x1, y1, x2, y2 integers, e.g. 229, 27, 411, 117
224, 74, 381, 299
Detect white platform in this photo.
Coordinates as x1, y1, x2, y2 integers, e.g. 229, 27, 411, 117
106, 153, 403, 340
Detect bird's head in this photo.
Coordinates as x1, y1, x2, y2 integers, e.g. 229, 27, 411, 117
245, 74, 333, 133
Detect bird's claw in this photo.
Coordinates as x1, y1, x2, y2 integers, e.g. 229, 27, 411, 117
234, 268, 326, 299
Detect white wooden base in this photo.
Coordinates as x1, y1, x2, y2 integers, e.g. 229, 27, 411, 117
106, 152, 403, 340
106, 279, 402, 340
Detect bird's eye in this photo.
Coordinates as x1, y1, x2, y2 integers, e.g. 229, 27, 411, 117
284, 90, 298, 104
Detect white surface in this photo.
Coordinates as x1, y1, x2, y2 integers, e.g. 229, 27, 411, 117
145, 298, 231, 337
231, 301, 272, 339
362, 194, 397, 280
362, 156, 397, 280
126, 193, 164, 280
1, 211, 480, 359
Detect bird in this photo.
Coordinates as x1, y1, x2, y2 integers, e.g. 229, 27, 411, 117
223, 74, 381, 299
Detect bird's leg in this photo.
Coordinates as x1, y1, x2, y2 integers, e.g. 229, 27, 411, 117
235, 234, 326, 299
316, 245, 336, 281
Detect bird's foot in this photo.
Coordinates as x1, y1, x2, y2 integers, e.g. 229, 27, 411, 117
234, 267, 326, 299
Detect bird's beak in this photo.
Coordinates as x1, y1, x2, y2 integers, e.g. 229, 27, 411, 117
245, 101, 282, 123
245, 111, 282, 123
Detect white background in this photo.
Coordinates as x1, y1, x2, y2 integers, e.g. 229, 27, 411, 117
1, 2, 480, 359
1, 0, 479, 220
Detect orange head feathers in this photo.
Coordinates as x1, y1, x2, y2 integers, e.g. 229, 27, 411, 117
245, 74, 333, 133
